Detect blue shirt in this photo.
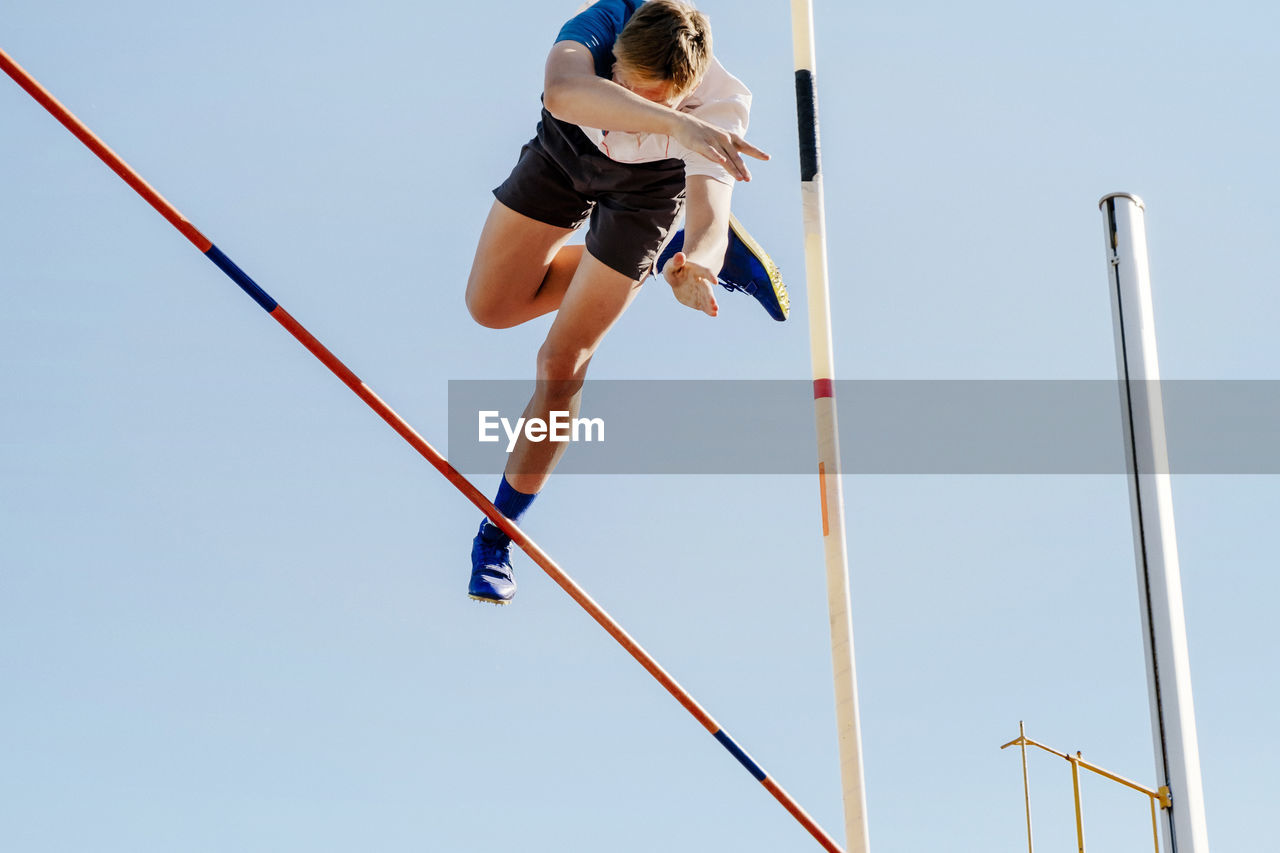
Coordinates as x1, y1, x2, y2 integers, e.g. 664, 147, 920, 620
556, 0, 644, 79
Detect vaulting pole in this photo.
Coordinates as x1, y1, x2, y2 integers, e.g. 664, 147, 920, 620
1100, 193, 1210, 853
1, 47, 845, 853
788, 5, 872, 853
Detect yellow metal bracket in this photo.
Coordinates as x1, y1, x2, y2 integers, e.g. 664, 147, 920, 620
1001, 722, 1169, 853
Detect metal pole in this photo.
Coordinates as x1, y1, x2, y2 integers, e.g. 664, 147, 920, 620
1070, 754, 1087, 853
1, 46, 846, 853
788, 4, 870, 853
1019, 721, 1035, 853
1100, 193, 1210, 853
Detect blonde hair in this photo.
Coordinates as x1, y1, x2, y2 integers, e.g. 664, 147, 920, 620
613, 1, 712, 95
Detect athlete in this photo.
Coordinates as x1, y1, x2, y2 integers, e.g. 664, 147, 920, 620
464, 0, 786, 603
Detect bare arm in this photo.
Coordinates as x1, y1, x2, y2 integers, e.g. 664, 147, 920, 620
543, 42, 767, 182
543, 42, 680, 136
663, 175, 733, 317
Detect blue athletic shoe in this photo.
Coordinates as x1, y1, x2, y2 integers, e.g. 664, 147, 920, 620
657, 213, 789, 321
469, 521, 516, 604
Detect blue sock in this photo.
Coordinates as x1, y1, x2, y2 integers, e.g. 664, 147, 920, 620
478, 476, 537, 544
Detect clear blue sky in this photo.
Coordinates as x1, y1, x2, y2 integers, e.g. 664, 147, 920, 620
2, 1, 1275, 851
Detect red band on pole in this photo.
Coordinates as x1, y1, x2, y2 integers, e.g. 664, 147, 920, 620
813, 378, 834, 399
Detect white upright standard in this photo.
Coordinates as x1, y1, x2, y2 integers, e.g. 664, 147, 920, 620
790, 3, 871, 852
1100, 193, 1210, 853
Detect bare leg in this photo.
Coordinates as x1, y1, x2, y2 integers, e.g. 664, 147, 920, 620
503, 250, 643, 494
465, 200, 588, 329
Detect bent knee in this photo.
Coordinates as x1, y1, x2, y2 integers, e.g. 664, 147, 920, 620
465, 286, 520, 330
536, 343, 592, 391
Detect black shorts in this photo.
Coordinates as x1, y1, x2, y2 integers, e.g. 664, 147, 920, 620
494, 109, 687, 282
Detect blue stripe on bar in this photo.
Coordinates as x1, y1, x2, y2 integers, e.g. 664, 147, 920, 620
205, 244, 278, 312
795, 70, 819, 182
714, 729, 767, 782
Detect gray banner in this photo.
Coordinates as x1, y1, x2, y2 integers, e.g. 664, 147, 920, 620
445, 380, 1280, 474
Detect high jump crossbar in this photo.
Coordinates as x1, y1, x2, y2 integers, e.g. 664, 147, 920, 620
0, 47, 844, 853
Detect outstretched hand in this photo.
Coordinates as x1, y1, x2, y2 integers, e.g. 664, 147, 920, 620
671, 114, 769, 182
663, 251, 719, 317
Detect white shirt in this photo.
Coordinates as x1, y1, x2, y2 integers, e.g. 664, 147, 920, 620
575, 57, 752, 186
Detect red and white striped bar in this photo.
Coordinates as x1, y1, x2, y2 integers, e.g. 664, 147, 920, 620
1, 45, 848, 853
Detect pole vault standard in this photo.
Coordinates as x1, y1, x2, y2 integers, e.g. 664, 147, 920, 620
789, 4, 872, 853
0, 48, 846, 853
1100, 193, 1210, 853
